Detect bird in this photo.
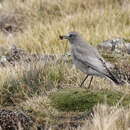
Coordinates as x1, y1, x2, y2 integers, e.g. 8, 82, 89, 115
59, 32, 124, 88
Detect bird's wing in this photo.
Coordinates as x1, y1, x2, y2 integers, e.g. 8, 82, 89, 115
73, 46, 109, 76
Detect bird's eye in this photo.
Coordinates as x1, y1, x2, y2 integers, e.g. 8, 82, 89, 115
69, 34, 73, 37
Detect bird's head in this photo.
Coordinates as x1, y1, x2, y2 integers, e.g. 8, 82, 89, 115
59, 32, 81, 44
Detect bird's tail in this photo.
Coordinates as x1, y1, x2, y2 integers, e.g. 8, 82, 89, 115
106, 73, 125, 85
99, 58, 125, 85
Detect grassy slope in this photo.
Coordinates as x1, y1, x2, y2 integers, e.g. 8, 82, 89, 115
0, 0, 130, 129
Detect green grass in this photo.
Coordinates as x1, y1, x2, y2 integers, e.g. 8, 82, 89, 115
50, 88, 130, 112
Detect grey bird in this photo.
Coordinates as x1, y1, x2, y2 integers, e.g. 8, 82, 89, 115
59, 32, 124, 88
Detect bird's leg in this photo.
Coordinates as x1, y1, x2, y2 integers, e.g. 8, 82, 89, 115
87, 76, 93, 89
80, 75, 89, 87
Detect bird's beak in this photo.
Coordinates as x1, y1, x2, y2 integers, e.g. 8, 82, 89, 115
59, 34, 69, 40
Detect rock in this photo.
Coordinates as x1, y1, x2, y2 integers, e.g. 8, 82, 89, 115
0, 109, 33, 130
112, 61, 130, 84
0, 45, 71, 67
97, 38, 130, 54
97, 38, 130, 84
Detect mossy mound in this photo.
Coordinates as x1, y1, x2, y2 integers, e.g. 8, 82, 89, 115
50, 88, 130, 112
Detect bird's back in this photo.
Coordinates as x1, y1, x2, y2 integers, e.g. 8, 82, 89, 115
71, 40, 110, 76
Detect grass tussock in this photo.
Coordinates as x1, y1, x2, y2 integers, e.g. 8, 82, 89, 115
81, 104, 130, 130
0, 61, 81, 106
20, 95, 58, 126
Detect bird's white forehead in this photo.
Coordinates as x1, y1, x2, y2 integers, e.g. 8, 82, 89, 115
66, 34, 71, 37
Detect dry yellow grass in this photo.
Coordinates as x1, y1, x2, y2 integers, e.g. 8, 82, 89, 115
0, 0, 129, 53
81, 104, 130, 130
0, 0, 130, 129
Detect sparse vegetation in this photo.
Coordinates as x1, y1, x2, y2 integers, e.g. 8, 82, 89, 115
0, 0, 130, 129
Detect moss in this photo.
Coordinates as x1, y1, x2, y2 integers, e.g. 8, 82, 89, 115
50, 88, 130, 112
